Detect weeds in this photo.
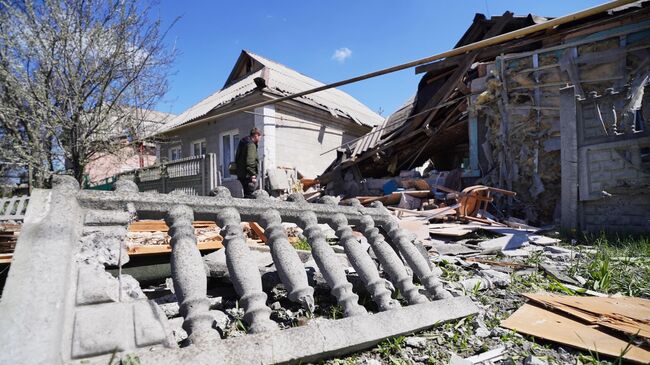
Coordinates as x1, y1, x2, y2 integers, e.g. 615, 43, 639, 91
292, 238, 312, 251
568, 233, 650, 297
327, 305, 343, 320
439, 259, 461, 282
376, 336, 407, 363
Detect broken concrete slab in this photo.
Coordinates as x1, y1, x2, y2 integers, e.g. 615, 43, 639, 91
540, 263, 581, 286
501, 244, 544, 257
430, 243, 480, 256
448, 353, 473, 365
478, 233, 529, 253
136, 297, 479, 364
1, 180, 466, 364
460, 277, 490, 292
465, 346, 506, 364
478, 269, 511, 288
528, 235, 561, 246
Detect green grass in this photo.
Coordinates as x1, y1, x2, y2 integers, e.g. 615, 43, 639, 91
567, 233, 650, 298
292, 238, 312, 251
376, 336, 407, 364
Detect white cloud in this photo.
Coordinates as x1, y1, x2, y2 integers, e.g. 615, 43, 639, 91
331, 47, 352, 63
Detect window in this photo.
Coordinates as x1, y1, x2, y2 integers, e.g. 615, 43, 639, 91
219, 129, 240, 179
169, 146, 182, 161
191, 139, 207, 156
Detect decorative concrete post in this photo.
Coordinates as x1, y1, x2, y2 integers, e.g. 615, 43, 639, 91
213, 187, 276, 333
356, 213, 428, 305
322, 197, 399, 312
374, 202, 451, 300
288, 193, 366, 317
166, 205, 217, 344
255, 192, 315, 312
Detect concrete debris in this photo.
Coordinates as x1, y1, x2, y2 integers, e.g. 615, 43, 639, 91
404, 336, 427, 349
478, 269, 511, 288
460, 277, 490, 292
524, 355, 550, 365
465, 346, 506, 364
448, 353, 473, 365
0, 179, 479, 365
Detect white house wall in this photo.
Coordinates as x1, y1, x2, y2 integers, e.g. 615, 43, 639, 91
159, 112, 255, 174
274, 104, 362, 178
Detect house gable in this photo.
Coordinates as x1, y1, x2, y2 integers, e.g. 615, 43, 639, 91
223, 50, 265, 88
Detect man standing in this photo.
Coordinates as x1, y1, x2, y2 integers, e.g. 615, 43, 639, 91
235, 127, 262, 198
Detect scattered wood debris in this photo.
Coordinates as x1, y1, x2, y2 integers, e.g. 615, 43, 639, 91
0, 223, 21, 254
501, 297, 650, 364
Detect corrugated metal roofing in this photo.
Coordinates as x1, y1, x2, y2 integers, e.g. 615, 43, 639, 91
157, 71, 261, 133
158, 51, 383, 134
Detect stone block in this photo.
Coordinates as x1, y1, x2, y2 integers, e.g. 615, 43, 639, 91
72, 303, 133, 358
133, 301, 169, 347
77, 229, 129, 266
76, 264, 119, 305
137, 296, 479, 365
84, 209, 132, 226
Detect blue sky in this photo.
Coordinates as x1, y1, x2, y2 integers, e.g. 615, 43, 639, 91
155, 1, 603, 117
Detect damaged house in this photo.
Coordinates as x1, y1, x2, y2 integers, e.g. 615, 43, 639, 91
322, 3, 650, 233
150, 50, 382, 196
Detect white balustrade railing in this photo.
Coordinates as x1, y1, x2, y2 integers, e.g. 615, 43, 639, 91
0, 195, 30, 221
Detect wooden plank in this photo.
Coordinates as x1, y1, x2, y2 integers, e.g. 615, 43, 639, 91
501, 303, 650, 364
0, 253, 12, 263
128, 220, 217, 232
397, 219, 430, 241
249, 222, 268, 243
429, 223, 481, 237
128, 240, 223, 256
523, 293, 650, 339
389, 204, 459, 220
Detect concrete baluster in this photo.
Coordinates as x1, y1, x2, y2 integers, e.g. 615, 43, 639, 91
373, 201, 452, 300
213, 187, 276, 333
255, 192, 315, 311
322, 197, 399, 311
288, 194, 366, 317
166, 205, 218, 344
356, 213, 428, 305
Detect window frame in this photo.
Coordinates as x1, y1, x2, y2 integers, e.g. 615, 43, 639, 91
191, 138, 207, 157
168, 145, 182, 161
219, 129, 240, 180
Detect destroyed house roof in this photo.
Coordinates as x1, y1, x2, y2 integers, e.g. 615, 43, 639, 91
320, 4, 650, 180
330, 12, 542, 174
158, 51, 383, 134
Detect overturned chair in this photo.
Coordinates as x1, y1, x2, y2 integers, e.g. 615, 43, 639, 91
0, 176, 478, 365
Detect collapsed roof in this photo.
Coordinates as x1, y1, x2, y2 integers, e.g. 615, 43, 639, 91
321, 2, 650, 181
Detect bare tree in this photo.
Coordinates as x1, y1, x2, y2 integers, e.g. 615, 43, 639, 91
0, 0, 177, 186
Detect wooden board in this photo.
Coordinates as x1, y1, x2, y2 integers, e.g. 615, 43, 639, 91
128, 240, 223, 256
429, 223, 482, 237
358, 190, 433, 206
523, 293, 650, 339
501, 304, 650, 364
397, 219, 430, 241
0, 253, 12, 264
128, 220, 218, 232
249, 222, 268, 243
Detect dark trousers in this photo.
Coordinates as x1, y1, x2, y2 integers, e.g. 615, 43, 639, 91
239, 177, 257, 198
